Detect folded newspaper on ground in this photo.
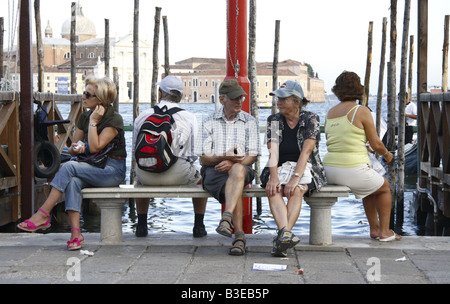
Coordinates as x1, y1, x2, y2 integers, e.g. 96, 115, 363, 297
252, 263, 287, 271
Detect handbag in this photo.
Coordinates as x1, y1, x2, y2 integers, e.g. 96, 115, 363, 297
75, 141, 116, 169
75, 124, 123, 169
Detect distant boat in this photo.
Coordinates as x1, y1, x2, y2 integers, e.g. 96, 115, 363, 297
257, 102, 272, 108
404, 140, 418, 175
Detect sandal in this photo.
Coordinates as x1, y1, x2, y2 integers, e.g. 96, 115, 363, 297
67, 228, 85, 251
17, 208, 51, 232
229, 237, 247, 256
216, 217, 233, 238
379, 230, 402, 242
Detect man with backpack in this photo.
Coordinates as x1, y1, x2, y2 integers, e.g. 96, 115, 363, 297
132, 75, 207, 237
196, 79, 260, 255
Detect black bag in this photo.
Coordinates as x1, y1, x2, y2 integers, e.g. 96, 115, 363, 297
75, 124, 121, 169
134, 105, 184, 173
75, 141, 115, 169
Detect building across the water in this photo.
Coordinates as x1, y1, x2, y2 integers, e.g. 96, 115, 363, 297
1, 2, 324, 104
170, 58, 325, 104
1, 2, 153, 104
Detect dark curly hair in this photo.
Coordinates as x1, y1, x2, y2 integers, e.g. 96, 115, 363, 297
332, 71, 364, 102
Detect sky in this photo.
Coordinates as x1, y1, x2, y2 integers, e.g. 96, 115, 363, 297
2, 0, 450, 94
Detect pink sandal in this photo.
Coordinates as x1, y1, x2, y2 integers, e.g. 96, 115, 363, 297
67, 228, 84, 251
17, 208, 51, 232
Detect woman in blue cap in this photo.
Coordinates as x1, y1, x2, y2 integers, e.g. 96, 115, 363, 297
261, 80, 326, 257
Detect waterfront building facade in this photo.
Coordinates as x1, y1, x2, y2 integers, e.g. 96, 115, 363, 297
2, 3, 324, 104
171, 58, 325, 104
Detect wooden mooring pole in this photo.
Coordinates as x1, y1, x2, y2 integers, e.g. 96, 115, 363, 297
443, 15, 449, 92
417, 0, 428, 228
19, 0, 34, 219
363, 21, 373, 107
272, 20, 280, 115
105, 19, 110, 78
70, 2, 76, 94
408, 35, 414, 99
376, 17, 387, 137
163, 15, 170, 76
133, 0, 140, 119
396, 0, 411, 227
129, 0, 140, 191
248, 0, 262, 215
151, 6, 161, 106
0, 17, 3, 80
34, 0, 44, 92
387, 0, 397, 228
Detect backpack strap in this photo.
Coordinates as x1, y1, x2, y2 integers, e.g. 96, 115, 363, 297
154, 105, 184, 116
166, 107, 185, 116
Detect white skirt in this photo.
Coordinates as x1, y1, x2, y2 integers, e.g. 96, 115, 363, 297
324, 164, 385, 199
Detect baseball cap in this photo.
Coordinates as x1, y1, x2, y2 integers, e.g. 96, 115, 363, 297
219, 79, 247, 99
270, 80, 304, 99
156, 75, 183, 96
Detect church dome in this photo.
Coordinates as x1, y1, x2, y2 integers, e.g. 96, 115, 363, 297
61, 4, 96, 41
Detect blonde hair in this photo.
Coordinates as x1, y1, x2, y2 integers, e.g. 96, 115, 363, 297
85, 75, 117, 107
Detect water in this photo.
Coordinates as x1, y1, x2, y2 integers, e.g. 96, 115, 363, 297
56, 100, 419, 237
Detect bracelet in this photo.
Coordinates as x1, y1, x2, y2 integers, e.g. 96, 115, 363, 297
89, 122, 97, 127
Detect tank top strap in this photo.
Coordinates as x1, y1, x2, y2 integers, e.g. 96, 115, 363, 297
347, 105, 361, 125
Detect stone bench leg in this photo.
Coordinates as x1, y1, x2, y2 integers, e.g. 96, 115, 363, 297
304, 197, 337, 245
91, 198, 126, 244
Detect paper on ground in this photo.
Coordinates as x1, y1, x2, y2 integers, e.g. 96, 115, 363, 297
395, 256, 407, 262
252, 263, 287, 271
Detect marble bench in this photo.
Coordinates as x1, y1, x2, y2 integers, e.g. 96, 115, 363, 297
82, 184, 350, 245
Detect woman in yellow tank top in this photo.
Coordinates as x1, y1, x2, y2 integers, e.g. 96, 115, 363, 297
324, 71, 400, 242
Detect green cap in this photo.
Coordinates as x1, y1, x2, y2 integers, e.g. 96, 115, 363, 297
219, 79, 247, 99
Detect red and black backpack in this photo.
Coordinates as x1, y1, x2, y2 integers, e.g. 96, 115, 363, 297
134, 105, 184, 172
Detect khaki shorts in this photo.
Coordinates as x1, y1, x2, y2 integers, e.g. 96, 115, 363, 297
136, 159, 201, 186
324, 164, 385, 199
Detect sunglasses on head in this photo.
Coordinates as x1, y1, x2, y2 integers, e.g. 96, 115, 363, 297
83, 91, 97, 99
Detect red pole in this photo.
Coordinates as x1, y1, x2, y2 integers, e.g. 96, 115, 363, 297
226, 0, 250, 113
224, 0, 252, 234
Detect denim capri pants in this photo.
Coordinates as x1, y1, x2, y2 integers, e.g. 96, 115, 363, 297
50, 158, 126, 212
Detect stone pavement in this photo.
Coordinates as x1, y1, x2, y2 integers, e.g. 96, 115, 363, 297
0, 232, 449, 287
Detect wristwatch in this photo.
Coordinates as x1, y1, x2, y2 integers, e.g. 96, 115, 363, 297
89, 122, 97, 127
293, 172, 301, 178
